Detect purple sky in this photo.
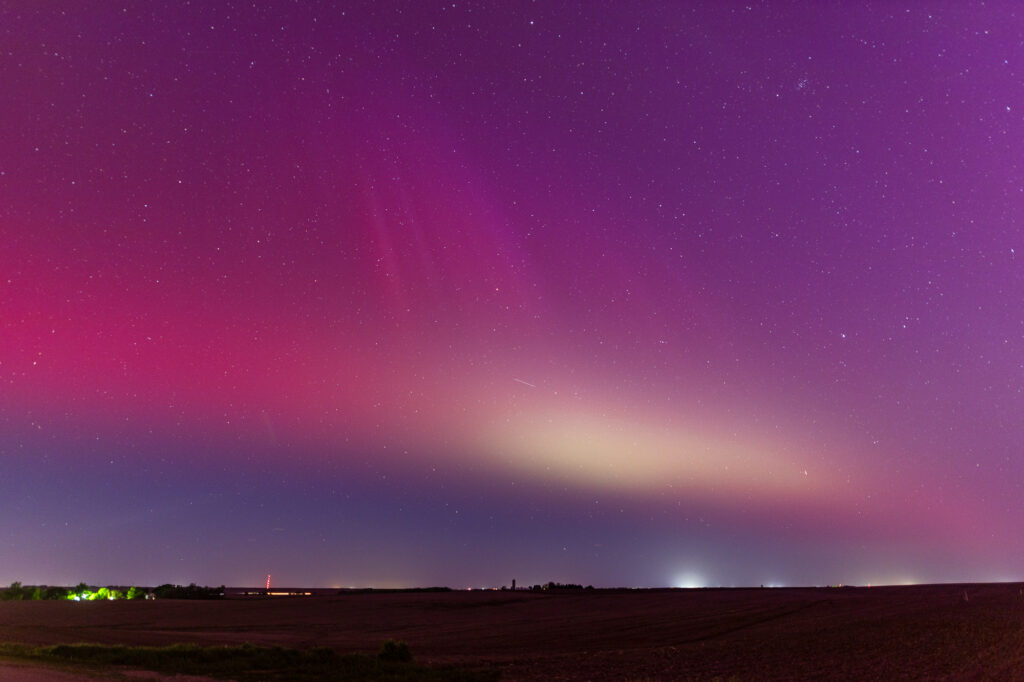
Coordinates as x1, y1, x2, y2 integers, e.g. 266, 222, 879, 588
3, 1, 1024, 588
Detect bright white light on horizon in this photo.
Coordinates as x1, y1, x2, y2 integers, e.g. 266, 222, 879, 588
672, 572, 706, 589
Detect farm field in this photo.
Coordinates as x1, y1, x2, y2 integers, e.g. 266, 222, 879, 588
2, 583, 1024, 680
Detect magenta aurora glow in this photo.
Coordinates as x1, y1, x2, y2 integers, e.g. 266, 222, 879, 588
3, 2, 1024, 589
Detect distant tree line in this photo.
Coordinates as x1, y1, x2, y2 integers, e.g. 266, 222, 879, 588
530, 582, 593, 591
1, 581, 224, 600
0, 582, 147, 601
152, 583, 225, 599
1, 582, 69, 600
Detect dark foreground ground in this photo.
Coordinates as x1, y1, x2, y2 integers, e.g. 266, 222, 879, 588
2, 583, 1024, 680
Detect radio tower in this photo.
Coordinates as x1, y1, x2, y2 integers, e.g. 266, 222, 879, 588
266, 574, 271, 592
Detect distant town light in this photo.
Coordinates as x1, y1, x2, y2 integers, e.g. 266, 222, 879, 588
672, 572, 706, 589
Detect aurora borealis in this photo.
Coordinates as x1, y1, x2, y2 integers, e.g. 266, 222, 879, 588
4, 2, 1024, 589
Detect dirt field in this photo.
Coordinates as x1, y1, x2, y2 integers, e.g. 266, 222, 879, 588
2, 583, 1024, 680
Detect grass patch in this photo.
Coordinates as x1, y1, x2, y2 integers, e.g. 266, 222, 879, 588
0, 641, 498, 681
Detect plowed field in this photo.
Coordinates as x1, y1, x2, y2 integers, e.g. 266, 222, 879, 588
3, 584, 1023, 680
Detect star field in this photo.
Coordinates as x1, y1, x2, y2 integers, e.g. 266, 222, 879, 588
3, 2, 1024, 588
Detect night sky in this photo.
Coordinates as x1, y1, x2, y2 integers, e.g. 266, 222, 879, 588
4, 2, 1024, 589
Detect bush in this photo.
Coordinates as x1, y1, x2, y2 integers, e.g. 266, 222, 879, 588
378, 640, 412, 663
2, 582, 24, 600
